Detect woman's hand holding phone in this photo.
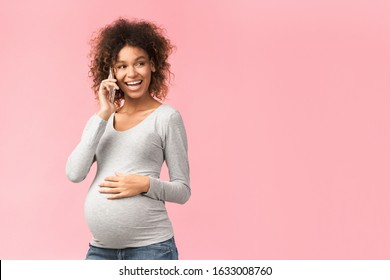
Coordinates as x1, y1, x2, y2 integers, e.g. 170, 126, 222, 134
97, 67, 120, 121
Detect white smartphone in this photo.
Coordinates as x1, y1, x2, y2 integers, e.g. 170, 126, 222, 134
108, 67, 116, 103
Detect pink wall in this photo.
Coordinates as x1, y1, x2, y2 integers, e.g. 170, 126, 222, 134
1, 0, 390, 259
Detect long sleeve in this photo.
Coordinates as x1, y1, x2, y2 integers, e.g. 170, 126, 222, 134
144, 111, 191, 204
66, 114, 108, 183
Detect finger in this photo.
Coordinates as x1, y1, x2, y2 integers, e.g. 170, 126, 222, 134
104, 78, 117, 82
99, 181, 117, 187
104, 176, 119, 182
108, 67, 117, 79
107, 193, 125, 200
100, 79, 118, 88
103, 82, 119, 91
104, 81, 118, 88
98, 87, 112, 99
99, 187, 121, 194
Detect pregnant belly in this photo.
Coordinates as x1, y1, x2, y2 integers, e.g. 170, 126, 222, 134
84, 184, 171, 248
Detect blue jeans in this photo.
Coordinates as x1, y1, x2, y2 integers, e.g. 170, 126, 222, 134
85, 237, 178, 260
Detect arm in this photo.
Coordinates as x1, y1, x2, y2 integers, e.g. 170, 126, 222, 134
143, 111, 191, 204
66, 68, 118, 183
65, 114, 108, 183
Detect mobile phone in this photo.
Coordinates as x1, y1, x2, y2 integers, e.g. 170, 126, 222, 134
109, 67, 116, 103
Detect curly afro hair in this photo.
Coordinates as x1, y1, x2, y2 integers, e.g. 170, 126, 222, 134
88, 17, 176, 104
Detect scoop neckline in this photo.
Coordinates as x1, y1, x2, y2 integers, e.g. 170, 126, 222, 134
111, 103, 165, 133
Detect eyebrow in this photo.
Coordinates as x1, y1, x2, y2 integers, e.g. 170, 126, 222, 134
115, 56, 147, 64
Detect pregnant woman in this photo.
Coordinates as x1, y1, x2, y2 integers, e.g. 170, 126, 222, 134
66, 18, 190, 260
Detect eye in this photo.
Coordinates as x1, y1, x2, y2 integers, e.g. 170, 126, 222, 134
117, 65, 127, 69
135, 62, 146, 68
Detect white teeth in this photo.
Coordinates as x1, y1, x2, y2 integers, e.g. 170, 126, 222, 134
126, 80, 142, 85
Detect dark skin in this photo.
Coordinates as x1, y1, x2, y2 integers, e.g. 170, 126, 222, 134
97, 45, 160, 199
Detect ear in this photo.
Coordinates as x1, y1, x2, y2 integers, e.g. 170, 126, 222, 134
150, 60, 156, 72
112, 67, 117, 78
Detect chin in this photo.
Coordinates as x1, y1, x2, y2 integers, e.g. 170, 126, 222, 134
125, 91, 147, 99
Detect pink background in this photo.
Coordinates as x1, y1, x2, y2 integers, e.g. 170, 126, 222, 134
1, 0, 390, 259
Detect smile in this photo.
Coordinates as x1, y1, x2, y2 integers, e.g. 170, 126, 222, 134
125, 80, 143, 91
125, 80, 142, 86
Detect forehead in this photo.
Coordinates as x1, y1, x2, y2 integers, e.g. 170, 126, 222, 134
116, 45, 149, 61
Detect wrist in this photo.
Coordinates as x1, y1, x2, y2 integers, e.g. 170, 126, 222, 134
143, 176, 150, 193
97, 110, 112, 121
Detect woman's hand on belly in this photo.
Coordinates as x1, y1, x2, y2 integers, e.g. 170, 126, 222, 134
98, 172, 150, 199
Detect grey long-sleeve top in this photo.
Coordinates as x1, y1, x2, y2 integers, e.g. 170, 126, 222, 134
66, 103, 190, 248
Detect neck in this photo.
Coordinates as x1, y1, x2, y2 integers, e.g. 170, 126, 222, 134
118, 93, 159, 114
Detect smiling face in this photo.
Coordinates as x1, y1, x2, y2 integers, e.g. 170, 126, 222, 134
113, 45, 156, 101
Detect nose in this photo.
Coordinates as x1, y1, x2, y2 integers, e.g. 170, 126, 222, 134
126, 66, 137, 78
